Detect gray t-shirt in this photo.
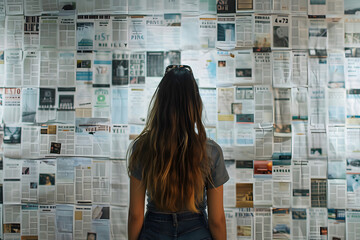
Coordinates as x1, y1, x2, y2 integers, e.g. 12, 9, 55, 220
130, 139, 229, 212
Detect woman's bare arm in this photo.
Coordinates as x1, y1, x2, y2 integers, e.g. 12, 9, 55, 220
207, 185, 226, 240
128, 176, 146, 240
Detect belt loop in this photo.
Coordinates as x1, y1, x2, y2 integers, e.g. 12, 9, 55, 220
172, 213, 178, 227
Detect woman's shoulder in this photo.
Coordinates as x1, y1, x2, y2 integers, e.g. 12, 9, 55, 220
206, 138, 223, 159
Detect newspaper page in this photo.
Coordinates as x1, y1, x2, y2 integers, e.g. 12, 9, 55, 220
40, 51, 58, 86
254, 53, 272, 85
292, 51, 308, 86
199, 16, 216, 49
5, 50, 22, 87
21, 88, 37, 123
254, 0, 272, 11
93, 51, 111, 85
224, 174, 236, 207
5, 16, 23, 50
272, 159, 291, 181
110, 206, 127, 239
273, 88, 291, 138
110, 160, 128, 206
346, 210, 360, 239
236, 14, 253, 48
24, 0, 41, 15
181, 16, 200, 50
346, 158, 360, 209
21, 160, 38, 203
75, 118, 110, 156
199, 88, 217, 127
56, 204, 73, 240
234, 51, 253, 84
196, 50, 217, 87
92, 205, 111, 239
21, 204, 38, 237
56, 157, 75, 203
291, 209, 308, 240
328, 51, 345, 88
216, 14, 236, 50
346, 89, 360, 126
112, 52, 129, 86
254, 208, 272, 240
77, 16, 95, 51
254, 176, 272, 206
39, 125, 56, 156
41, 0, 58, 12
74, 205, 92, 240
24, 16, 40, 50
273, 136, 291, 160
272, 52, 291, 87
311, 178, 327, 207
92, 87, 111, 118
38, 160, 56, 204
327, 179, 346, 208
272, 15, 290, 50
327, 209, 345, 240
328, 160, 346, 180
308, 129, 327, 158
0, 50, 4, 86
162, 13, 181, 50
308, 0, 327, 15
328, 19, 344, 50
292, 88, 308, 122
94, 16, 112, 50
253, 15, 271, 51
272, 181, 291, 207
327, 88, 346, 125
345, 17, 360, 48
327, 126, 346, 161
128, 16, 146, 49
235, 160, 253, 182
272, 208, 290, 239
3, 126, 21, 158
3, 204, 21, 240
308, 57, 327, 87
58, 52, 76, 87
111, 88, 128, 125
292, 160, 310, 208
308, 19, 327, 50
57, 88, 76, 124
58, 16, 76, 50
129, 52, 145, 85
92, 160, 110, 204
37, 87, 57, 123
236, 183, 253, 208
254, 86, 273, 125
76, 52, 93, 118
39, 205, 56, 240
145, 15, 164, 50
21, 126, 40, 158
75, 157, 92, 204
77, 0, 95, 14
225, 208, 237, 240
3, 158, 21, 204
146, 51, 164, 86
308, 87, 326, 129
345, 48, 360, 89
23, 51, 40, 87
236, 208, 253, 240
112, 16, 128, 49
309, 208, 328, 240
128, 87, 147, 124
291, 16, 308, 50
216, 51, 235, 85
39, 16, 58, 50
255, 129, 273, 159
111, 125, 129, 159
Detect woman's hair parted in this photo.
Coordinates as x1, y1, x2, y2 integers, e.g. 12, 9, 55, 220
128, 67, 212, 213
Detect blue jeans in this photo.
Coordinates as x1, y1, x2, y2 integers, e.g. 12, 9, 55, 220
138, 210, 213, 240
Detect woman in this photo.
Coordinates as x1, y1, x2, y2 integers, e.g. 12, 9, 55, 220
128, 65, 229, 240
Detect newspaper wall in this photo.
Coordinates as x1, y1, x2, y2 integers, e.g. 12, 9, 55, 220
0, 1, 359, 239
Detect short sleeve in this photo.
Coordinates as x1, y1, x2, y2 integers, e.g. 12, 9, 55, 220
207, 140, 229, 189
129, 141, 143, 181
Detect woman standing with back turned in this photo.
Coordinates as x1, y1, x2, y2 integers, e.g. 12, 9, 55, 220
128, 65, 229, 240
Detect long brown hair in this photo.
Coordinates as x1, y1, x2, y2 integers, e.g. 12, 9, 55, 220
128, 67, 211, 213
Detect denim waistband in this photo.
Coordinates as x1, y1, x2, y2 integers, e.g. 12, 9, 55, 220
146, 210, 205, 222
